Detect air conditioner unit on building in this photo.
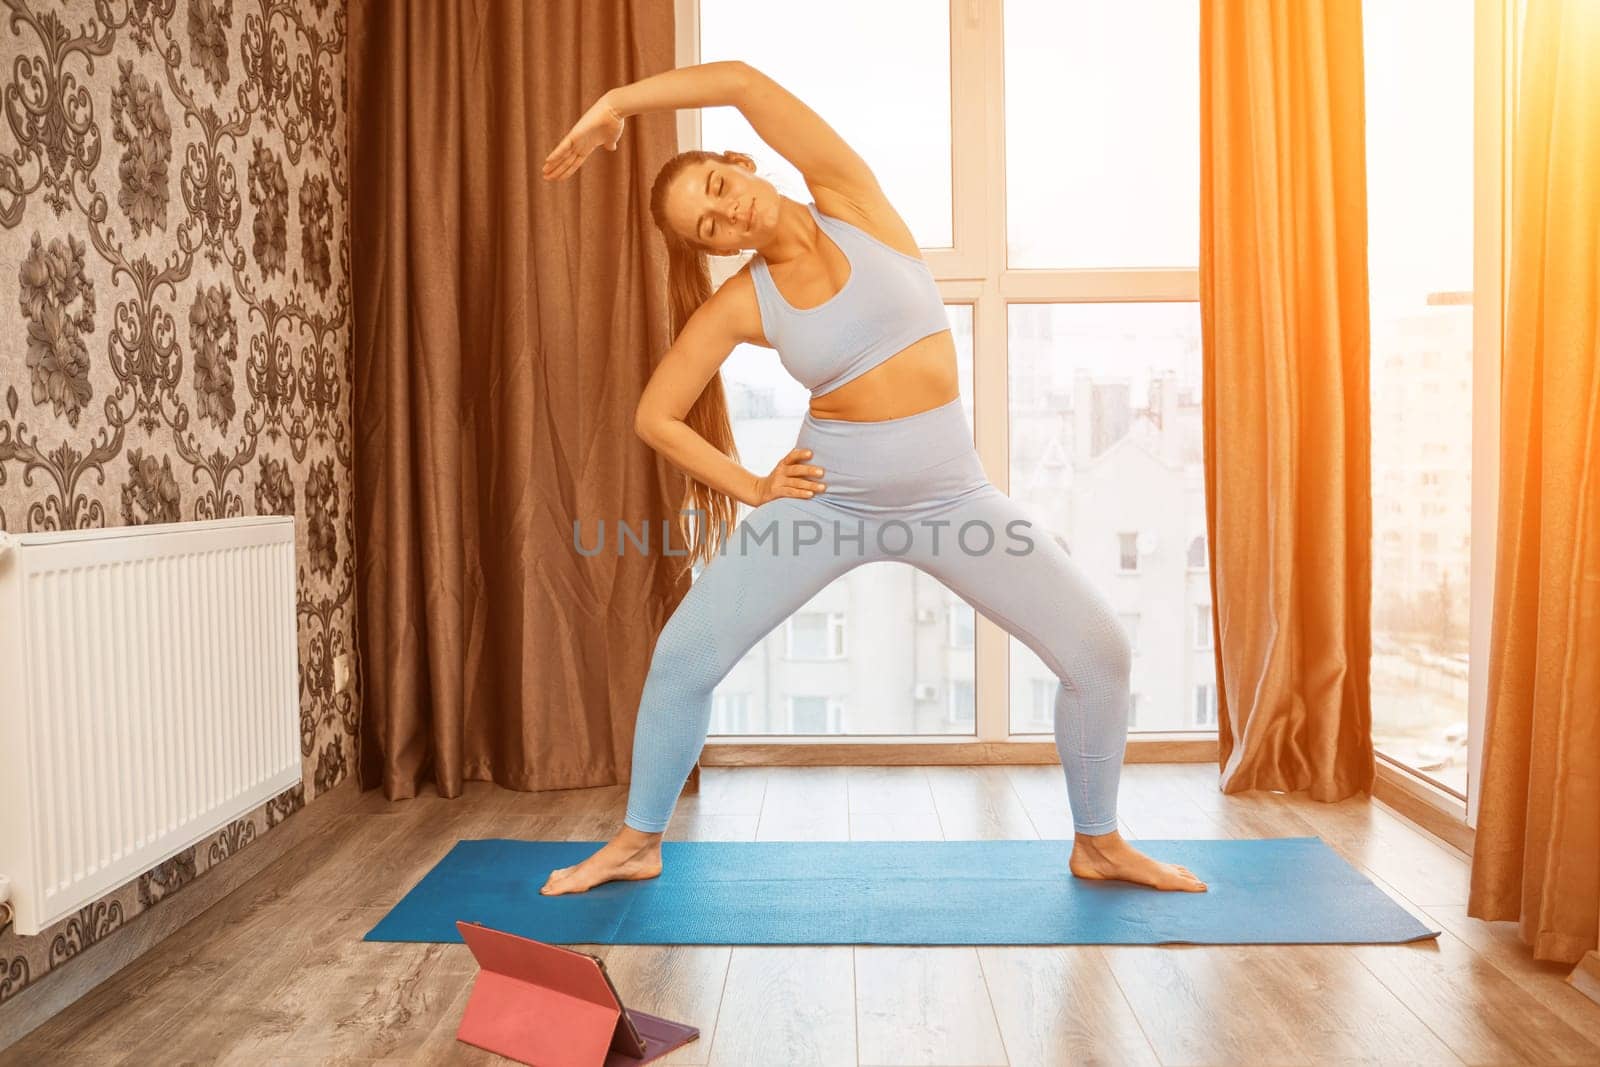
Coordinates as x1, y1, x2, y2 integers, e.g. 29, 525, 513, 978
914, 683, 938, 701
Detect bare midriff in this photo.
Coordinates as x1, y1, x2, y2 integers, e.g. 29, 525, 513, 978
805, 329, 960, 422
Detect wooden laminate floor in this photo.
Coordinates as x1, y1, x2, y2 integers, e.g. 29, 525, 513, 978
5, 763, 1599, 1066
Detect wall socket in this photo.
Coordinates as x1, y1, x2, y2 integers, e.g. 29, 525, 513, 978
334, 653, 350, 691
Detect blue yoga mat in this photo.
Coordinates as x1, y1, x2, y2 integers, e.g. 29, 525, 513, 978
362, 836, 1440, 946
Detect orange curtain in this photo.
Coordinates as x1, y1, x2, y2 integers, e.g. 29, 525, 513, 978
1199, 0, 1375, 798
1468, 0, 1600, 979
347, 0, 690, 799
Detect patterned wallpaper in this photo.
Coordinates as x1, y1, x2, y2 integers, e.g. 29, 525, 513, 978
0, 0, 352, 1006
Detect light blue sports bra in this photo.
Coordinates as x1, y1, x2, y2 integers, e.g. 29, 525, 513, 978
748, 202, 949, 397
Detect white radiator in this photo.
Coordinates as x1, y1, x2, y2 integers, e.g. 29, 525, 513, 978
0, 516, 300, 936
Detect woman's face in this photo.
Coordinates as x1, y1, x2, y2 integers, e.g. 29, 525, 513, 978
666, 159, 778, 255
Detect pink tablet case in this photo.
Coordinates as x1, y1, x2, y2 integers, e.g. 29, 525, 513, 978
454, 920, 700, 1066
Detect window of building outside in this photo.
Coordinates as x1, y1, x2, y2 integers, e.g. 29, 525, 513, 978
948, 680, 975, 726
948, 604, 975, 648
786, 611, 846, 660
1193, 684, 1217, 729
711, 691, 750, 734
1028, 678, 1053, 733
789, 695, 843, 734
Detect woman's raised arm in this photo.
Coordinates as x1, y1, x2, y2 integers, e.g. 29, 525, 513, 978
545, 61, 880, 204
720, 62, 880, 203
544, 61, 747, 182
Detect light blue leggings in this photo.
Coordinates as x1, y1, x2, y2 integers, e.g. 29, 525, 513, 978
623, 396, 1132, 835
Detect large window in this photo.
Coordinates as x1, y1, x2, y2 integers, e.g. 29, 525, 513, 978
692, 1, 1197, 740
1363, 0, 1477, 797
687, 0, 1498, 788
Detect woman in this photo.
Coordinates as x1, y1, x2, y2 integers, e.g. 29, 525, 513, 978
538, 60, 1206, 896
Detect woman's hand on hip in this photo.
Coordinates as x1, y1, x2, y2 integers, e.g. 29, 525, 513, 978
542, 95, 625, 182
752, 448, 826, 505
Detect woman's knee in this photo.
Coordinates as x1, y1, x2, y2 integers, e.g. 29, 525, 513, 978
1060, 611, 1132, 686
645, 600, 734, 698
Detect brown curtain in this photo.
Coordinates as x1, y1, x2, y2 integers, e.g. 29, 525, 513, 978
1198, 0, 1375, 799
1468, 0, 1600, 979
347, 0, 689, 799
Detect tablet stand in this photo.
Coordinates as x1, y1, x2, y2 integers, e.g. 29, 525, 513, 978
454, 920, 699, 1066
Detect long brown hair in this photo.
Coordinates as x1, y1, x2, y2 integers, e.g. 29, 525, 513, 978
647, 149, 754, 575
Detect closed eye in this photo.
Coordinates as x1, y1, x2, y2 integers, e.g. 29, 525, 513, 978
704, 176, 727, 239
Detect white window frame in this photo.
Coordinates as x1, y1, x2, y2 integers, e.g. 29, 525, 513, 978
678, 0, 1507, 787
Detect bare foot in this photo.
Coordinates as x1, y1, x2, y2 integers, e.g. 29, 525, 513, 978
540, 830, 663, 896
1069, 829, 1207, 892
